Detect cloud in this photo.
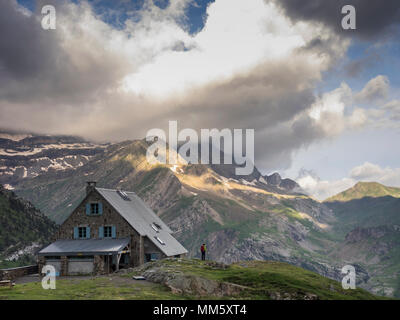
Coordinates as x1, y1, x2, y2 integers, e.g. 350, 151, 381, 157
350, 162, 400, 186
0, 0, 131, 104
354, 75, 390, 103
356, 97, 400, 131
0, 0, 354, 172
297, 162, 400, 201
297, 171, 355, 201
302, 74, 395, 138
382, 100, 400, 121
309, 82, 352, 135
273, 0, 400, 40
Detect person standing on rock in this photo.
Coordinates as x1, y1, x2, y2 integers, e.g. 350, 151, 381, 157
200, 243, 207, 261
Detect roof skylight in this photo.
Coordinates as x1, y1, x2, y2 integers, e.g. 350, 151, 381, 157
117, 190, 131, 201
155, 236, 165, 245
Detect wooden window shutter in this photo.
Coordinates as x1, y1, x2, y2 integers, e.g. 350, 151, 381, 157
98, 226, 104, 239
98, 202, 103, 215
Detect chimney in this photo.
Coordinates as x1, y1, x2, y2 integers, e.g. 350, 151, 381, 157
86, 181, 97, 195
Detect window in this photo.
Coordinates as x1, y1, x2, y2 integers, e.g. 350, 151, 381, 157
104, 226, 112, 238
90, 203, 99, 215
68, 256, 94, 261
74, 226, 90, 239
145, 253, 159, 262
46, 256, 61, 260
99, 225, 115, 238
86, 202, 102, 215
78, 227, 87, 239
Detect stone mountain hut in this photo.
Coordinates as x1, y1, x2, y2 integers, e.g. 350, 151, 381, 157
37, 182, 187, 276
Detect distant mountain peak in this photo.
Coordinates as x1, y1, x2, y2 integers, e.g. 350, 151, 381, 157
261, 172, 300, 191
325, 181, 400, 202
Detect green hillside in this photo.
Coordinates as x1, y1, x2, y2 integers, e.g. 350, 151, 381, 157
0, 259, 383, 300
325, 182, 400, 202
324, 182, 400, 297
0, 185, 57, 267
326, 196, 400, 236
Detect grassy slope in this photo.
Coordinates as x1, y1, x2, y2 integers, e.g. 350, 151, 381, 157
0, 277, 185, 300
150, 259, 381, 300
325, 182, 400, 202
0, 259, 384, 300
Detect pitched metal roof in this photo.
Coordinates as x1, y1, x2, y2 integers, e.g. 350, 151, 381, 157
38, 238, 130, 256
96, 188, 188, 257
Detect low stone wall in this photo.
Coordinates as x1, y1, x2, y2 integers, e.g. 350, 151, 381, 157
0, 265, 38, 280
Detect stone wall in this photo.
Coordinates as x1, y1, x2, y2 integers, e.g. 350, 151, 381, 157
56, 189, 165, 268
57, 190, 135, 240
94, 255, 105, 274
0, 265, 38, 280
144, 237, 167, 260
60, 256, 68, 275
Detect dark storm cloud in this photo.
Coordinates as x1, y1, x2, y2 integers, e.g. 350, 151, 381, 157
0, 0, 128, 104
0, 1, 59, 85
273, 0, 400, 39
165, 57, 317, 132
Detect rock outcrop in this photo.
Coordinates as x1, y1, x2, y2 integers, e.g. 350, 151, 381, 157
126, 260, 247, 297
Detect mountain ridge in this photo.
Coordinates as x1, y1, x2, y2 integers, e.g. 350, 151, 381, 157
325, 181, 400, 202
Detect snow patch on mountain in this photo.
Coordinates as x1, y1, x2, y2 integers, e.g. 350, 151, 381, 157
0, 133, 32, 141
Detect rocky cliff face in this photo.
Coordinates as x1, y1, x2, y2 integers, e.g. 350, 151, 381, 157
345, 226, 391, 243
328, 225, 400, 296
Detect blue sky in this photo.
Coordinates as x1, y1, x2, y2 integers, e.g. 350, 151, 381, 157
307, 39, 400, 170
18, 0, 214, 33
